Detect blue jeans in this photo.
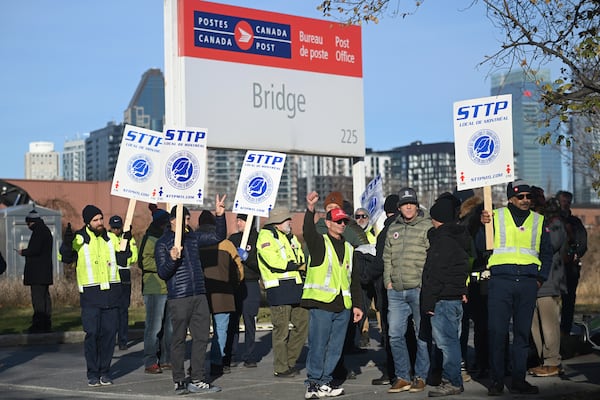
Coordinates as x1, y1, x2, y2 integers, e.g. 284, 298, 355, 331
305, 308, 350, 386
143, 294, 172, 367
210, 312, 230, 365
431, 300, 463, 387
387, 287, 430, 381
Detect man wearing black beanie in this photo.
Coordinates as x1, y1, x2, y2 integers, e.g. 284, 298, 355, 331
421, 194, 470, 396
59, 204, 130, 387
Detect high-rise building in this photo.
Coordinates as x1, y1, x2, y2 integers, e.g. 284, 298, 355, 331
85, 122, 124, 181
371, 141, 456, 208
491, 70, 563, 194
25, 142, 60, 180
123, 68, 165, 131
570, 115, 600, 205
62, 137, 87, 181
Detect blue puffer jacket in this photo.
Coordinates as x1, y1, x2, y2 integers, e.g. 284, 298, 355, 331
156, 215, 226, 300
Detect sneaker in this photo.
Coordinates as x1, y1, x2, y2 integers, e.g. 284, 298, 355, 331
305, 382, 320, 399
222, 365, 231, 374
388, 378, 411, 393
461, 369, 472, 382
509, 380, 539, 394
99, 376, 113, 386
144, 363, 163, 374
187, 380, 222, 393
273, 367, 297, 378
487, 381, 504, 396
371, 374, 391, 385
174, 381, 188, 395
428, 382, 463, 397
530, 365, 560, 377
244, 361, 257, 368
160, 363, 172, 370
409, 377, 426, 392
318, 383, 344, 397
87, 378, 101, 387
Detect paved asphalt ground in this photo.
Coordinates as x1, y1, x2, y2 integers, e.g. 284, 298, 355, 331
0, 326, 599, 400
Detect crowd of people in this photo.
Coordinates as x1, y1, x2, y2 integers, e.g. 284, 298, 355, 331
49, 182, 587, 397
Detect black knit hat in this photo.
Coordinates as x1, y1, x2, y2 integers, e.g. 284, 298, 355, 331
430, 194, 459, 223
507, 179, 531, 199
82, 205, 102, 225
384, 194, 400, 214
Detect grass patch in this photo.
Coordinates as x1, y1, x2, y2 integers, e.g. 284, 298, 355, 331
0, 306, 147, 335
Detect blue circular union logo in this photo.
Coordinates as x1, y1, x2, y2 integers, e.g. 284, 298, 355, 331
468, 129, 501, 165
127, 154, 153, 183
242, 173, 273, 204
165, 151, 200, 190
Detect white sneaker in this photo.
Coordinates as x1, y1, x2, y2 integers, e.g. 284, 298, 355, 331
318, 383, 344, 397
305, 382, 320, 399
187, 380, 221, 393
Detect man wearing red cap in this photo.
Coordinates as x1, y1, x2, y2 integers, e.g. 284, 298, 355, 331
301, 191, 363, 399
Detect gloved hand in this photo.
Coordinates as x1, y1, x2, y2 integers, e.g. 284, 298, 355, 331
123, 227, 133, 240
286, 261, 299, 271
237, 247, 249, 262
63, 223, 74, 244
116, 251, 130, 267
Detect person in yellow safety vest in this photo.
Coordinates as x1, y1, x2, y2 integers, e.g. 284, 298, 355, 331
257, 206, 308, 379
108, 215, 139, 351
480, 179, 552, 396
59, 204, 131, 387
353, 207, 378, 349
301, 191, 364, 399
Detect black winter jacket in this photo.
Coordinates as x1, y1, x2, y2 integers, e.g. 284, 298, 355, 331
420, 223, 470, 314
22, 220, 54, 286
156, 215, 226, 300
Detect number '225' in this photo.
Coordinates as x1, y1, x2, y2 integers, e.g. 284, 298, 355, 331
341, 129, 358, 144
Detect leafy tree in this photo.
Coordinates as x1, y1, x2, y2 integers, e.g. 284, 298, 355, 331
318, 0, 600, 195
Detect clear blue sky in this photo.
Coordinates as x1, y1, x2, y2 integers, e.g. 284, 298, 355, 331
0, 0, 508, 179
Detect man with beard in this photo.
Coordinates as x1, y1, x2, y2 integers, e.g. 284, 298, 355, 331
59, 205, 131, 387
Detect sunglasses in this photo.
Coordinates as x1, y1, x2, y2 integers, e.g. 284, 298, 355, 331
354, 214, 368, 219
516, 194, 533, 200
333, 219, 349, 225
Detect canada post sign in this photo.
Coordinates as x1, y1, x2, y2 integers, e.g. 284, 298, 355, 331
172, 0, 365, 158
194, 11, 291, 59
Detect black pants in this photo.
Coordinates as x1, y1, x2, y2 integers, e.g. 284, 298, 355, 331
30, 284, 52, 332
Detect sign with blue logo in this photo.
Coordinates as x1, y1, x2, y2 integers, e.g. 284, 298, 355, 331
157, 126, 208, 205
360, 174, 384, 230
232, 150, 286, 217
111, 124, 163, 202
454, 95, 514, 190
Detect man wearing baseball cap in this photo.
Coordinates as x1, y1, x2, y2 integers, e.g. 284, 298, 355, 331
301, 191, 364, 399
108, 215, 138, 351
383, 187, 431, 394
480, 179, 552, 395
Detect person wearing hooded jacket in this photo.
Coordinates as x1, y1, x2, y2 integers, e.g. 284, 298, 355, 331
420, 194, 470, 397
20, 209, 54, 333
155, 197, 226, 395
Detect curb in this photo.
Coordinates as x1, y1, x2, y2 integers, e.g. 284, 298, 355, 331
0, 323, 275, 347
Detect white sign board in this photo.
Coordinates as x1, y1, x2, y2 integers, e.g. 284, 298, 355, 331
232, 150, 287, 217
111, 124, 163, 202
454, 94, 515, 190
156, 126, 208, 205
360, 174, 384, 227
164, 0, 364, 157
